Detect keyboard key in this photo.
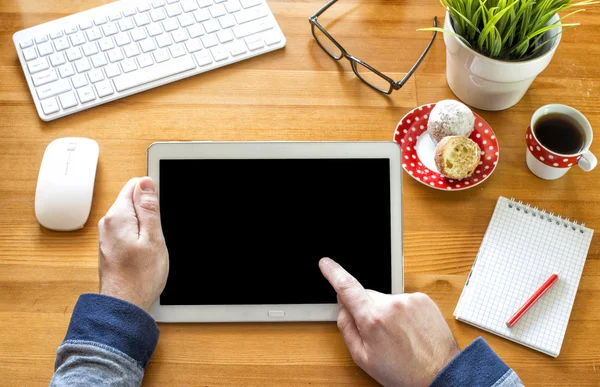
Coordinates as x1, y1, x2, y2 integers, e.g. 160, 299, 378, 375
71, 74, 88, 88
107, 48, 125, 62
41, 97, 60, 114
35, 35, 49, 44
131, 28, 147, 41
150, 8, 167, 21
152, 0, 165, 7
37, 78, 71, 100
210, 46, 228, 61
58, 63, 75, 78
166, 0, 180, 3
209, 4, 226, 18
201, 34, 217, 48
228, 40, 246, 56
115, 33, 132, 46
105, 63, 121, 78
235, 6, 266, 24
119, 18, 135, 31
23, 47, 38, 61
134, 13, 151, 26
121, 58, 138, 73
203, 19, 220, 33
181, 0, 197, 12
163, 18, 179, 32
240, 0, 261, 8
218, 14, 236, 29
123, 8, 137, 16
50, 31, 64, 39
59, 91, 78, 108
178, 13, 195, 27
32, 68, 58, 86
147, 23, 163, 36
20, 39, 34, 48
140, 38, 157, 52
156, 34, 172, 47
79, 21, 93, 30
194, 50, 212, 66
53, 37, 70, 51
225, 0, 241, 13
86, 27, 103, 41
77, 85, 96, 102
193, 9, 211, 22
94, 17, 108, 25
103, 22, 120, 36
75, 57, 92, 73
66, 47, 83, 61
82, 42, 99, 56
184, 38, 202, 52
138, 3, 151, 12
166, 3, 182, 17
65, 26, 79, 35
109, 13, 122, 21
245, 35, 264, 50
50, 52, 66, 66
27, 57, 49, 74
99, 37, 116, 51
217, 29, 233, 43
187, 24, 204, 38
123, 43, 141, 57
70, 32, 86, 46
153, 48, 170, 62
91, 52, 108, 67
137, 53, 154, 68
232, 18, 272, 38
197, 0, 213, 7
88, 68, 105, 83
113, 55, 195, 91
38, 42, 54, 56
215, 0, 227, 3
172, 29, 188, 43
169, 43, 186, 57
263, 32, 281, 46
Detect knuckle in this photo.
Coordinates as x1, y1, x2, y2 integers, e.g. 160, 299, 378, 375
411, 292, 431, 304
390, 297, 407, 311
102, 210, 118, 225
336, 275, 358, 293
363, 311, 385, 332
139, 197, 160, 213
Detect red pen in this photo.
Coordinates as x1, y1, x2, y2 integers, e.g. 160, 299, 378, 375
506, 273, 559, 328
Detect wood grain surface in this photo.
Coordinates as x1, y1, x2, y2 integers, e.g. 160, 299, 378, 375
1, 0, 600, 385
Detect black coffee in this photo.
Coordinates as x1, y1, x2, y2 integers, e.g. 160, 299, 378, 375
534, 113, 585, 155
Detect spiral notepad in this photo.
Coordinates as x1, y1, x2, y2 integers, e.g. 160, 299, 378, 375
454, 196, 594, 357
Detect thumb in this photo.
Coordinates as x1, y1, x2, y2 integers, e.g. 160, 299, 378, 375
133, 177, 162, 241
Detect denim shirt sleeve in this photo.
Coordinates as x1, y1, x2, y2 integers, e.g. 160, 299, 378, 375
50, 294, 160, 387
430, 337, 524, 387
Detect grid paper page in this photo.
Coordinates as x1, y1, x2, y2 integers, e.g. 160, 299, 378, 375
454, 197, 593, 357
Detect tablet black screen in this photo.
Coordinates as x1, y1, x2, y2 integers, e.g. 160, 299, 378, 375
159, 159, 392, 305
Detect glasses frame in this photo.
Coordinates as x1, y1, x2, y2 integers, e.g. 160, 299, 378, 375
309, 0, 438, 94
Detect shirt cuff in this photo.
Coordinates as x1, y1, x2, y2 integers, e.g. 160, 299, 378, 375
430, 337, 510, 387
64, 293, 159, 368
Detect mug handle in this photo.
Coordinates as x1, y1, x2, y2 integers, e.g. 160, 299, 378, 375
579, 151, 597, 172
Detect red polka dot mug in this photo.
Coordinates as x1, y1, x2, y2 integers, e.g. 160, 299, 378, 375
526, 104, 597, 180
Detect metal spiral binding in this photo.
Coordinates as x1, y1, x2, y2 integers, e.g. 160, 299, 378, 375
507, 198, 586, 234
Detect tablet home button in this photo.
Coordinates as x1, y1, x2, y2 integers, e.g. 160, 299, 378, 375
268, 310, 285, 317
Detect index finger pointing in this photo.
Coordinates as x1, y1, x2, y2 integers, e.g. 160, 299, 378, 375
319, 258, 371, 319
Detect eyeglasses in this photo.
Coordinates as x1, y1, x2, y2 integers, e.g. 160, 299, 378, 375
309, 0, 438, 94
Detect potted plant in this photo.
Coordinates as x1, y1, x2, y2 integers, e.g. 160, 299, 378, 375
420, 0, 597, 111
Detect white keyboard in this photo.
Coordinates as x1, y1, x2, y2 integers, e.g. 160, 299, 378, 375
13, 0, 285, 121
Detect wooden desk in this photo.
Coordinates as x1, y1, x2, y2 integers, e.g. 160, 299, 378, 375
1, 0, 599, 385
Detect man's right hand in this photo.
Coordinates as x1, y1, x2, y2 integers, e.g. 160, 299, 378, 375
319, 258, 460, 387
98, 177, 169, 312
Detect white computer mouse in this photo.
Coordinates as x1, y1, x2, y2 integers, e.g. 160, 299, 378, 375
35, 137, 99, 231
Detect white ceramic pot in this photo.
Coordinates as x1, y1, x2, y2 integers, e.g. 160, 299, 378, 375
443, 12, 561, 111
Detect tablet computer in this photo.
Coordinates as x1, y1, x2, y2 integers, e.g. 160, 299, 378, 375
147, 142, 403, 322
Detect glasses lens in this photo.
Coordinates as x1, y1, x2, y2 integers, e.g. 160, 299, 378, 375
353, 61, 392, 93
312, 25, 343, 60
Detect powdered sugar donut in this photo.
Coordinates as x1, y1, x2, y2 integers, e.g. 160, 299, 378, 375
427, 100, 475, 143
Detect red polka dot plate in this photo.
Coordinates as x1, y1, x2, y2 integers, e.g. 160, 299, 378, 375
393, 103, 499, 191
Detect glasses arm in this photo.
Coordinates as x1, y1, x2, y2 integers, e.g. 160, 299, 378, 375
393, 16, 438, 90
310, 0, 339, 19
